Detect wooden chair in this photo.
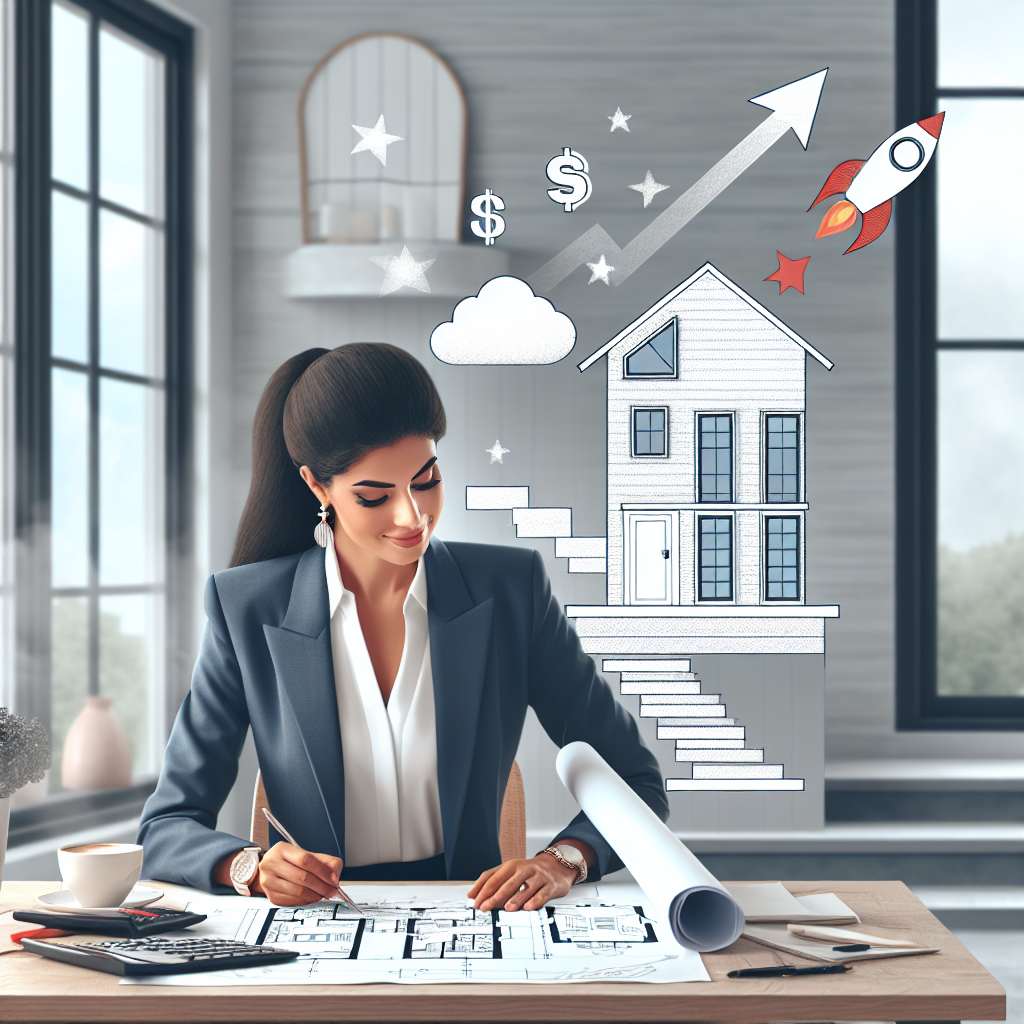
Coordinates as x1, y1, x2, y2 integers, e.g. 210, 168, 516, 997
251, 760, 527, 862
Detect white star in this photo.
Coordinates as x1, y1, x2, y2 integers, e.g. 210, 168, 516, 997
369, 245, 435, 296
350, 115, 403, 166
586, 254, 615, 285
486, 439, 510, 464
608, 107, 631, 133
628, 170, 670, 208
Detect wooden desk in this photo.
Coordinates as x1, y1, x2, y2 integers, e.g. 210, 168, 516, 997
0, 879, 1005, 1023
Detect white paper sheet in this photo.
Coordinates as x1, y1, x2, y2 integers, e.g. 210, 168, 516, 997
120, 882, 709, 986
556, 741, 744, 952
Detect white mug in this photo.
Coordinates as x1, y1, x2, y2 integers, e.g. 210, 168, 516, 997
58, 842, 144, 908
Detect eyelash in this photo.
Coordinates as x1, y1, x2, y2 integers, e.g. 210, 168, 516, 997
355, 476, 440, 507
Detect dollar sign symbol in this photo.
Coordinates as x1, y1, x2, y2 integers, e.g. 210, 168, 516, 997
545, 147, 593, 212
470, 188, 506, 246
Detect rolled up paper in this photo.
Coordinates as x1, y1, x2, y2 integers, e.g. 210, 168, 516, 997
555, 740, 744, 952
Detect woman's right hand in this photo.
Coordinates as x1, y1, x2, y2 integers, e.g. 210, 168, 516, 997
252, 842, 344, 906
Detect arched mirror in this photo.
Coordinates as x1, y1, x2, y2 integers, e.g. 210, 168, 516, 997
299, 33, 467, 245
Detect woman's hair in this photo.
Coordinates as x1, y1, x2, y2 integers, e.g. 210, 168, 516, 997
230, 343, 446, 567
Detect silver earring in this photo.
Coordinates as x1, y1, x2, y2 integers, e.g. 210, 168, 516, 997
314, 503, 333, 548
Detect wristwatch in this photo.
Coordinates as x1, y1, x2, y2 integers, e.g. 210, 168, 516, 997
229, 846, 263, 897
540, 844, 588, 884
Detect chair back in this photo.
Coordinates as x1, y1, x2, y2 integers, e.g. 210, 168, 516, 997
250, 761, 527, 862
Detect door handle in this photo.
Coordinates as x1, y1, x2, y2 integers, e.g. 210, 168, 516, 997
661, 549, 670, 559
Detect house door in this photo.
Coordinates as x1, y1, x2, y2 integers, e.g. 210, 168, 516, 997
624, 512, 678, 605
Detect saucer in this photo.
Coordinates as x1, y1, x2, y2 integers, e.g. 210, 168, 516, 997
35, 884, 164, 915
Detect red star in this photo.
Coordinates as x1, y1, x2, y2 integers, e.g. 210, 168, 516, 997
764, 251, 811, 295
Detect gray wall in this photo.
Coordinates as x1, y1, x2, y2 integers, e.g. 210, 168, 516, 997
227, 0, 1019, 841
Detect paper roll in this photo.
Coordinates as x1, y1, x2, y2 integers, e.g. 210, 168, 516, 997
556, 741, 744, 952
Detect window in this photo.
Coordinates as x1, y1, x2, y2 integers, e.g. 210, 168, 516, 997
631, 407, 667, 457
896, 0, 1024, 729
765, 415, 800, 502
11, 0, 193, 817
698, 415, 732, 501
765, 517, 800, 601
698, 516, 732, 601
624, 319, 676, 377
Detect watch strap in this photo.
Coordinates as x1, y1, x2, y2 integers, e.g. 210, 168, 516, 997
540, 845, 587, 884
230, 846, 262, 897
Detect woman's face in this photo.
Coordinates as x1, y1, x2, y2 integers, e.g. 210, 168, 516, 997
306, 436, 444, 567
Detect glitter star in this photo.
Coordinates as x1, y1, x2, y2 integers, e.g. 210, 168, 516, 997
764, 250, 811, 295
350, 115, 403, 166
628, 170, 670, 209
370, 245, 435, 295
486, 439, 510, 464
586, 254, 615, 285
608, 107, 631, 133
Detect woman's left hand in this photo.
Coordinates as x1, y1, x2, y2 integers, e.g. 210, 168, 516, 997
468, 853, 578, 912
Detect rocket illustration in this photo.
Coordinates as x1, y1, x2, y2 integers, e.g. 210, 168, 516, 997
809, 113, 945, 253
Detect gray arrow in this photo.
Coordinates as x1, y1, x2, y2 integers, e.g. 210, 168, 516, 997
527, 69, 828, 295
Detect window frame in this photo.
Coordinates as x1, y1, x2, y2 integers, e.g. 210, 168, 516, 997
763, 514, 801, 603
697, 412, 734, 503
763, 412, 802, 504
894, 0, 1024, 730
630, 405, 669, 458
696, 514, 733, 603
12, 0, 193, 825
622, 318, 677, 379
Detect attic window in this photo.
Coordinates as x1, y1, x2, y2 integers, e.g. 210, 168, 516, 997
624, 320, 677, 378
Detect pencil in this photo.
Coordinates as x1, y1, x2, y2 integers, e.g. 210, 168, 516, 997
261, 806, 364, 915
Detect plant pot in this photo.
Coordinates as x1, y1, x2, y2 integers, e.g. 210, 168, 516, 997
62, 696, 132, 790
0, 797, 9, 888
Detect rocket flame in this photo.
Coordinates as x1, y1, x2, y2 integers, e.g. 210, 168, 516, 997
815, 200, 857, 239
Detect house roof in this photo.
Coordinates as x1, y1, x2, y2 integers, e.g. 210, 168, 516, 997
576, 262, 834, 372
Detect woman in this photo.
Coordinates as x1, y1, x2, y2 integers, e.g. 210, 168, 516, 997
139, 343, 667, 911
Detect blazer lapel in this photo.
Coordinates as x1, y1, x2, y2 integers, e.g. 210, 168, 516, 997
425, 537, 494, 875
264, 545, 346, 856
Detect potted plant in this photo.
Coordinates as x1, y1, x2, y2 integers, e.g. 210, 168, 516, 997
0, 708, 51, 886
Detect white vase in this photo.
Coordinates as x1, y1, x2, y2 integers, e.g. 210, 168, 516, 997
0, 797, 9, 888
61, 696, 132, 790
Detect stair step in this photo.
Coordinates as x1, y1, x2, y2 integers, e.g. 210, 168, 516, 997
676, 739, 745, 749
677, 748, 764, 762
659, 725, 744, 739
621, 681, 701, 695
604, 659, 691, 673
512, 507, 571, 537
668, 778, 805, 792
555, 537, 606, 558
694, 763, 784, 780
640, 693, 719, 704
659, 717, 736, 726
641, 704, 725, 717
568, 557, 606, 573
466, 485, 529, 510
619, 671, 698, 682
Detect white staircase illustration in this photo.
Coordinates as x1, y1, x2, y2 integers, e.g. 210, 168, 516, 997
604, 659, 804, 791
466, 486, 606, 573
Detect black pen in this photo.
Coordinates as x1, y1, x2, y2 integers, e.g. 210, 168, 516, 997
728, 963, 851, 978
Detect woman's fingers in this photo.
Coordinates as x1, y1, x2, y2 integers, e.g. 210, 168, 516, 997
502, 874, 545, 912
472, 861, 522, 909
259, 843, 344, 902
467, 865, 500, 899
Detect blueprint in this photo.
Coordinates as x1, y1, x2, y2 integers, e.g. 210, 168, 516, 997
121, 883, 709, 985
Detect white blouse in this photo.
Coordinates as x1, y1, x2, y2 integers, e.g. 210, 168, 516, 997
325, 544, 444, 867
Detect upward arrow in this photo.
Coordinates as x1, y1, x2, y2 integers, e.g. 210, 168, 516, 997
526, 69, 828, 295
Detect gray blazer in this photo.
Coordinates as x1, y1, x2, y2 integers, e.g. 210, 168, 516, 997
138, 537, 668, 891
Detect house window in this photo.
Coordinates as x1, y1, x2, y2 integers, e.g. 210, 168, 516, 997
10, 0, 193, 812
632, 407, 667, 457
765, 517, 800, 600
698, 516, 732, 601
624, 319, 676, 377
896, 0, 1024, 729
698, 415, 732, 501
765, 415, 800, 502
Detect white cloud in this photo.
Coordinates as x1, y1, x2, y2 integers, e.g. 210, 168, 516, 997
430, 276, 576, 365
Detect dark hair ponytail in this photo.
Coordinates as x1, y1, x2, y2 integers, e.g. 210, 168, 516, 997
230, 343, 446, 567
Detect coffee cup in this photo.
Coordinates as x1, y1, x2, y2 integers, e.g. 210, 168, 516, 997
57, 843, 144, 908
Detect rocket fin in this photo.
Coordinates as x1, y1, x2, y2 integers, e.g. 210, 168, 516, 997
844, 199, 892, 254
808, 160, 865, 210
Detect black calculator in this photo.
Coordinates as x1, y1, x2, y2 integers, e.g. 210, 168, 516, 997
14, 906, 207, 938
20, 935, 300, 976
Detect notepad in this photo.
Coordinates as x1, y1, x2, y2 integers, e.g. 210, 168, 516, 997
741, 923, 938, 963
723, 882, 861, 924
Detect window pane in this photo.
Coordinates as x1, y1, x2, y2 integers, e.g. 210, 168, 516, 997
100, 378, 163, 585
50, 596, 88, 786
937, 351, 1024, 696
52, 191, 88, 362
766, 415, 799, 502
765, 517, 800, 600
100, 24, 164, 215
699, 517, 732, 600
100, 593, 159, 778
100, 211, 163, 375
51, 1, 89, 191
51, 368, 89, 588
937, 99, 1024, 339
938, 0, 1024, 88
699, 415, 732, 501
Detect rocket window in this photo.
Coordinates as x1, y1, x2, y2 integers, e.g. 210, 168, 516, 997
624, 320, 676, 377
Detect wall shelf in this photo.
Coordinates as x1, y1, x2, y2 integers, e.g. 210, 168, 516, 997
285, 242, 509, 299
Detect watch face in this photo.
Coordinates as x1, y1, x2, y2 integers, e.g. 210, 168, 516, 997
230, 848, 260, 885
555, 845, 584, 866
